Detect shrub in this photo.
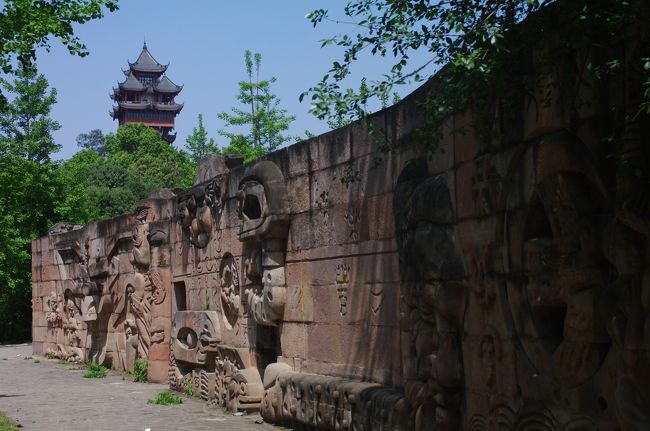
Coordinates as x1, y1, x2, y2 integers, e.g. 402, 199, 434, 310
133, 359, 148, 383
148, 392, 183, 406
83, 362, 107, 378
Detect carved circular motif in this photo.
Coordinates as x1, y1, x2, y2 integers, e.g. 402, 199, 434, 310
504, 145, 612, 387
219, 254, 240, 329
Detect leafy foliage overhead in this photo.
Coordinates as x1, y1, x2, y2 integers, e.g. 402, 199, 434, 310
0, 0, 119, 105
303, 0, 650, 134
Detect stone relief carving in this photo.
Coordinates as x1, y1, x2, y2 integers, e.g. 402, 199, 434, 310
178, 175, 227, 249
261, 363, 411, 430
168, 310, 265, 412
44, 292, 62, 325
601, 194, 650, 429
236, 161, 290, 326
219, 254, 240, 329
394, 159, 467, 431
336, 263, 350, 316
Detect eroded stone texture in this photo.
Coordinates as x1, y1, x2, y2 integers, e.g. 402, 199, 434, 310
32, 16, 650, 431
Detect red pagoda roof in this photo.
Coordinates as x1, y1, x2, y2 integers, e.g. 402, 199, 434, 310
129, 42, 168, 74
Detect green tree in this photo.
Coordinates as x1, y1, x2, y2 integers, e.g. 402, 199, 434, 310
58, 124, 195, 223
0, 0, 119, 106
303, 1, 650, 137
76, 129, 105, 156
218, 50, 295, 162
185, 113, 218, 163
0, 67, 61, 342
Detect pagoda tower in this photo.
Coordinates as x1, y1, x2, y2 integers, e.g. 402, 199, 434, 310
110, 42, 183, 143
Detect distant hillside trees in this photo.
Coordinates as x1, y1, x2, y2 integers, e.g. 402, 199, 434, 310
58, 124, 195, 223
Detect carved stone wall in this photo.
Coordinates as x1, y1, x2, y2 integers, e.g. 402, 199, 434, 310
32, 199, 174, 381
32, 9, 650, 430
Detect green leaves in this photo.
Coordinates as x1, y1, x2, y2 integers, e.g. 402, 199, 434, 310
0, 0, 120, 107
185, 114, 218, 163
303, 0, 553, 128
0, 67, 61, 342
58, 124, 195, 223
217, 50, 296, 162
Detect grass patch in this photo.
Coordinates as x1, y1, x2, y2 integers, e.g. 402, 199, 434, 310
183, 378, 195, 397
133, 359, 148, 383
56, 359, 68, 365
83, 362, 107, 378
22, 356, 32, 360
44, 352, 55, 359
148, 392, 183, 406
33, 359, 40, 363
0, 411, 20, 431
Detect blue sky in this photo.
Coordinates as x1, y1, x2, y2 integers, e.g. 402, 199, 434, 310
33, 1, 428, 160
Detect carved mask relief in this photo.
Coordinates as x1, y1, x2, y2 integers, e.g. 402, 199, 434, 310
177, 175, 226, 249
394, 159, 467, 431
235, 161, 290, 327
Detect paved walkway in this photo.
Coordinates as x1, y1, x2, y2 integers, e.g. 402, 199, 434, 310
0, 344, 278, 431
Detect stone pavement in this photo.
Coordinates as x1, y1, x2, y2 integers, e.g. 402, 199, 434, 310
0, 344, 278, 431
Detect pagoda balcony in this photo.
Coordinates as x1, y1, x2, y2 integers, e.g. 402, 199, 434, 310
117, 101, 151, 110
153, 102, 184, 112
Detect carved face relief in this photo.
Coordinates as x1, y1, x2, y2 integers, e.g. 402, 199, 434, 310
177, 177, 225, 249
219, 255, 240, 329
394, 168, 466, 430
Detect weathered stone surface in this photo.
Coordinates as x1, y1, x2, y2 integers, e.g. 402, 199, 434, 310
31, 12, 650, 431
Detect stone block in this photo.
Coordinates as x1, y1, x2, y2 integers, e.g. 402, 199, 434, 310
148, 360, 169, 383
287, 174, 311, 215
453, 111, 479, 164
309, 127, 351, 171
306, 324, 344, 364
280, 322, 309, 359
33, 341, 44, 356
31, 238, 41, 253
286, 139, 311, 177
362, 193, 395, 241
427, 115, 456, 175
284, 284, 314, 323
32, 296, 43, 312
350, 121, 374, 159
40, 265, 61, 282
32, 312, 46, 327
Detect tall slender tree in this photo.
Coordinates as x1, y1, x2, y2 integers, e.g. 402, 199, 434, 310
218, 50, 295, 162
0, 66, 61, 342
185, 113, 218, 163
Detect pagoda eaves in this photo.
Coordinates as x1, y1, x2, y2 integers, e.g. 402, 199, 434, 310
110, 43, 182, 144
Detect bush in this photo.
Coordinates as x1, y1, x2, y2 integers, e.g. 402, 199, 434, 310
133, 359, 148, 383
83, 362, 107, 378
148, 392, 183, 406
